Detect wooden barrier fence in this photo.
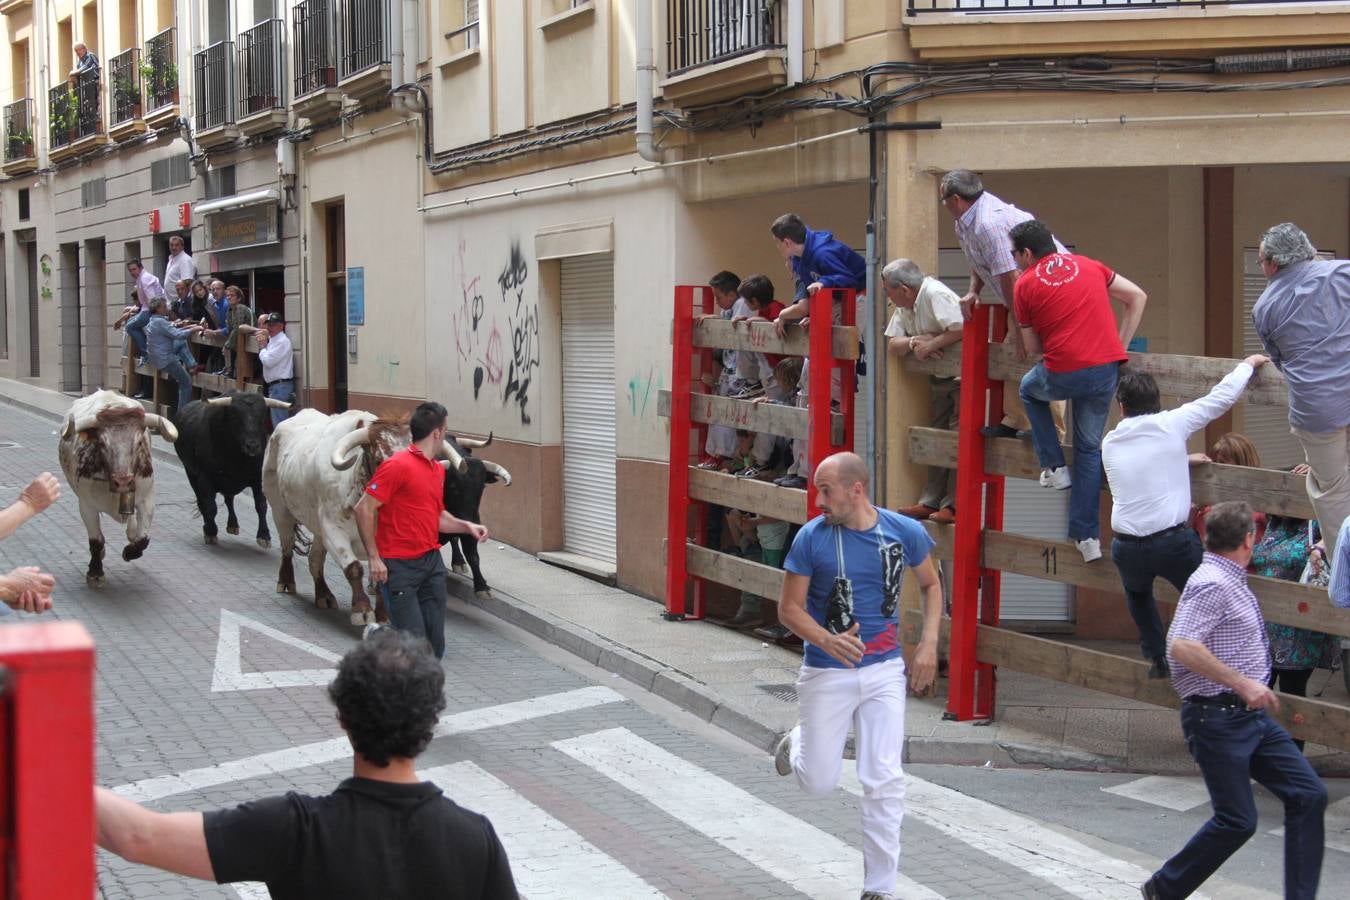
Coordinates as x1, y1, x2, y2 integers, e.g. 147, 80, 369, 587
123, 330, 270, 417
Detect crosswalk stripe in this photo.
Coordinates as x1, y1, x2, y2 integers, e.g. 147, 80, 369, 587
1268, 794, 1350, 854
1101, 775, 1213, 812
114, 686, 625, 803
421, 762, 667, 899
232, 883, 270, 899
554, 727, 944, 900
840, 763, 1196, 900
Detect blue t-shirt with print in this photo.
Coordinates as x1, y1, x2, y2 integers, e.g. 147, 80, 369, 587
783, 509, 934, 670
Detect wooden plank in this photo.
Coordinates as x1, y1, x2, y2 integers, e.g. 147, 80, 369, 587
984, 530, 1350, 638
687, 468, 808, 524
686, 543, 785, 600
692, 317, 860, 361
657, 390, 845, 444
907, 426, 1314, 519
899, 610, 1350, 750
904, 344, 1291, 409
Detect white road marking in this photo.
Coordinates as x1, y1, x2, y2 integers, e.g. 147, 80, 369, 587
554, 727, 943, 900
840, 763, 1210, 900
232, 883, 270, 899
1269, 794, 1350, 854
421, 762, 666, 899
115, 686, 625, 803
1101, 775, 1213, 813
211, 609, 341, 693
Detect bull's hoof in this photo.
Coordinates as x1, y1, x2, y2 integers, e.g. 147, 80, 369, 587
227, 525, 240, 536
375, 608, 390, 625
87, 574, 106, 588
475, 589, 493, 600
315, 593, 338, 610
257, 537, 272, 549
277, 582, 296, 594
350, 608, 376, 626
204, 534, 218, 545
122, 539, 149, 561
453, 564, 469, 575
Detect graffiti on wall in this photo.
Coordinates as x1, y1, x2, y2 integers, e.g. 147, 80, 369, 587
626, 365, 664, 419
451, 238, 539, 425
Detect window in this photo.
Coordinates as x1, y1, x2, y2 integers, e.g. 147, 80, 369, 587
150, 153, 192, 191
18, 188, 30, 221
80, 177, 107, 208
205, 165, 236, 199
442, 0, 479, 54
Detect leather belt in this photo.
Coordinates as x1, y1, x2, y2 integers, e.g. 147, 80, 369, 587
1113, 522, 1188, 543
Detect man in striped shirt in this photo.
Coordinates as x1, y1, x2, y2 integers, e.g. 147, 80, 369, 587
1144, 501, 1327, 900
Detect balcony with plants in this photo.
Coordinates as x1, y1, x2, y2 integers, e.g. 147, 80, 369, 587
661, 0, 789, 107
48, 82, 78, 161
143, 27, 181, 129
109, 47, 147, 139
293, 0, 344, 120
3, 97, 37, 175
237, 18, 287, 136
69, 67, 108, 150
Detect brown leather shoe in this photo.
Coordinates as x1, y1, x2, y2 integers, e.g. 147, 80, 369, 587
896, 503, 938, 521
928, 507, 956, 525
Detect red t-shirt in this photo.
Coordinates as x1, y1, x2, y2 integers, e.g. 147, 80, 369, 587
365, 446, 445, 560
755, 300, 787, 367
1013, 253, 1127, 373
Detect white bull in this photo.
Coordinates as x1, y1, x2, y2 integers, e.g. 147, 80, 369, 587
262, 408, 466, 625
57, 390, 179, 587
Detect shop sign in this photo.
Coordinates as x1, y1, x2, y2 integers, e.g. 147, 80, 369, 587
205, 203, 279, 252
347, 267, 365, 325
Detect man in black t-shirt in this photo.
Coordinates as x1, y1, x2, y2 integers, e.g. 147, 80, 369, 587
95, 631, 519, 899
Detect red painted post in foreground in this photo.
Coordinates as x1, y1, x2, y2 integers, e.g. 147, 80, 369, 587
665, 285, 697, 618
690, 287, 715, 620
805, 287, 836, 518
0, 621, 96, 898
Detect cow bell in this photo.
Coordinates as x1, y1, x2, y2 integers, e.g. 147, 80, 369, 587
116, 490, 136, 517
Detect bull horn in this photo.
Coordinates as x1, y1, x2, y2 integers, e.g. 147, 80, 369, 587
330, 427, 370, 470
63, 413, 102, 438
145, 414, 179, 442
440, 440, 468, 474
457, 431, 493, 449
206, 396, 234, 407
482, 460, 512, 486
264, 398, 293, 410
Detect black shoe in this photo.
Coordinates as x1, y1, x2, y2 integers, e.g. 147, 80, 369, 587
1147, 656, 1171, 680
754, 623, 790, 641
775, 475, 807, 489
979, 424, 1019, 439
728, 609, 762, 628
1140, 878, 1161, 900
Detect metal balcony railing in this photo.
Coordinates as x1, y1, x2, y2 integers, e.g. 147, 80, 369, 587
109, 47, 143, 125
339, 0, 391, 79
194, 40, 236, 131
907, 0, 1343, 12
3, 98, 35, 163
293, 0, 339, 97
667, 0, 783, 75
49, 83, 74, 149
72, 68, 102, 139
145, 27, 179, 111
238, 18, 285, 118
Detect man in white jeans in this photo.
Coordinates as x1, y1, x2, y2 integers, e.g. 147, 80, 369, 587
773, 452, 942, 900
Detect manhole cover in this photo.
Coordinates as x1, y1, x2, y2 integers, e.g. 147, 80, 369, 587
757, 683, 797, 703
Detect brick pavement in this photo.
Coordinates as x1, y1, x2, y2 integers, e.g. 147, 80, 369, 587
0, 399, 1276, 899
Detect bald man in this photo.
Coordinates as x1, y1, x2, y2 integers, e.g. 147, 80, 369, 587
773, 452, 943, 900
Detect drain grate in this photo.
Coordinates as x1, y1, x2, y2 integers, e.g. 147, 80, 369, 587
757, 683, 798, 703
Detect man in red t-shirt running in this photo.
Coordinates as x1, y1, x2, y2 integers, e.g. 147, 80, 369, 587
355, 402, 488, 657
1010, 220, 1148, 563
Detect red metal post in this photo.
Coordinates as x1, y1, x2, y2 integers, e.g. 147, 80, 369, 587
665, 285, 697, 618
0, 622, 96, 898
690, 287, 715, 620
975, 306, 1012, 716
805, 287, 835, 518
837, 289, 857, 450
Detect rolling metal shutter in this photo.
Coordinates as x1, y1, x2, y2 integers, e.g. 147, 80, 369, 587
560, 255, 618, 564
1240, 248, 1330, 470
939, 249, 1071, 621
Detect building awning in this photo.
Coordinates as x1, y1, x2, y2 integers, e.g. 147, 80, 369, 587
193, 188, 280, 217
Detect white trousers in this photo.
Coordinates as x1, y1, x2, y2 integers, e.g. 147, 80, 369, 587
791, 656, 908, 895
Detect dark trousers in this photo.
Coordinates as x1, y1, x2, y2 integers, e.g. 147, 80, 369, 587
1110, 527, 1202, 660
379, 549, 448, 658
1152, 703, 1326, 899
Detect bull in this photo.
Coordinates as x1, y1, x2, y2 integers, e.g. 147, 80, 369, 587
57, 390, 179, 587
173, 391, 291, 547
262, 409, 467, 625
439, 433, 512, 599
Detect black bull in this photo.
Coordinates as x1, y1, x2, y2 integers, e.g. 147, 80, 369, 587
173, 392, 276, 547
438, 435, 509, 598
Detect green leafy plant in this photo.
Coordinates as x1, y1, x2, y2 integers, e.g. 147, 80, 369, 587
49, 89, 77, 135
113, 74, 141, 111
141, 60, 178, 95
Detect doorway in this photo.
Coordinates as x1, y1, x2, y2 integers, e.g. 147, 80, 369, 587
25, 240, 39, 378
84, 239, 106, 386
324, 203, 348, 412
60, 243, 81, 393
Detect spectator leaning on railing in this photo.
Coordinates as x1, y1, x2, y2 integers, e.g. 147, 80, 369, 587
1251, 222, 1350, 559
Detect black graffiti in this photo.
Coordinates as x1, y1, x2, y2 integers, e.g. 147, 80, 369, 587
503, 304, 539, 425
471, 292, 484, 331
498, 241, 529, 311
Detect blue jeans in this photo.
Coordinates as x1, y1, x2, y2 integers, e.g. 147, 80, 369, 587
174, 339, 197, 370
380, 549, 448, 658
1110, 527, 1202, 660
124, 308, 152, 355
1020, 361, 1118, 540
1152, 702, 1326, 899
266, 379, 295, 427
160, 359, 193, 416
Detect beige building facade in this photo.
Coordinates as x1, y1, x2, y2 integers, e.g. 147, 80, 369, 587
5, 0, 1350, 614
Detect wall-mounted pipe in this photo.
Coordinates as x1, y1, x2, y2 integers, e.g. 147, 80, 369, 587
634, 0, 663, 163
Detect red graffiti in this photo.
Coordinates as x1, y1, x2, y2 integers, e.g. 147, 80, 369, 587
481, 327, 504, 385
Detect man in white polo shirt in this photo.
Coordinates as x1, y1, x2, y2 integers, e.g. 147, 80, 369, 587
1101, 353, 1268, 678
250, 313, 295, 426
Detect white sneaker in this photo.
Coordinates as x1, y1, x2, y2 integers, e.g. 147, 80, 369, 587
1039, 467, 1072, 490
362, 623, 390, 641
773, 727, 795, 776
1076, 538, 1102, 562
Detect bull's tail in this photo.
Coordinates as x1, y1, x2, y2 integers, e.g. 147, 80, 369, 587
292, 524, 313, 557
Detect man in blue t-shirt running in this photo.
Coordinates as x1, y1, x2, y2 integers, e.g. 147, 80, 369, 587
773, 451, 942, 900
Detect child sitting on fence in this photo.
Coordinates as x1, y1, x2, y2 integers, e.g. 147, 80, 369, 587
698, 271, 746, 470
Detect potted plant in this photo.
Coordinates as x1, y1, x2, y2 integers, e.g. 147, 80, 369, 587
113, 73, 142, 120
4, 123, 33, 160
141, 60, 179, 107
49, 90, 78, 143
